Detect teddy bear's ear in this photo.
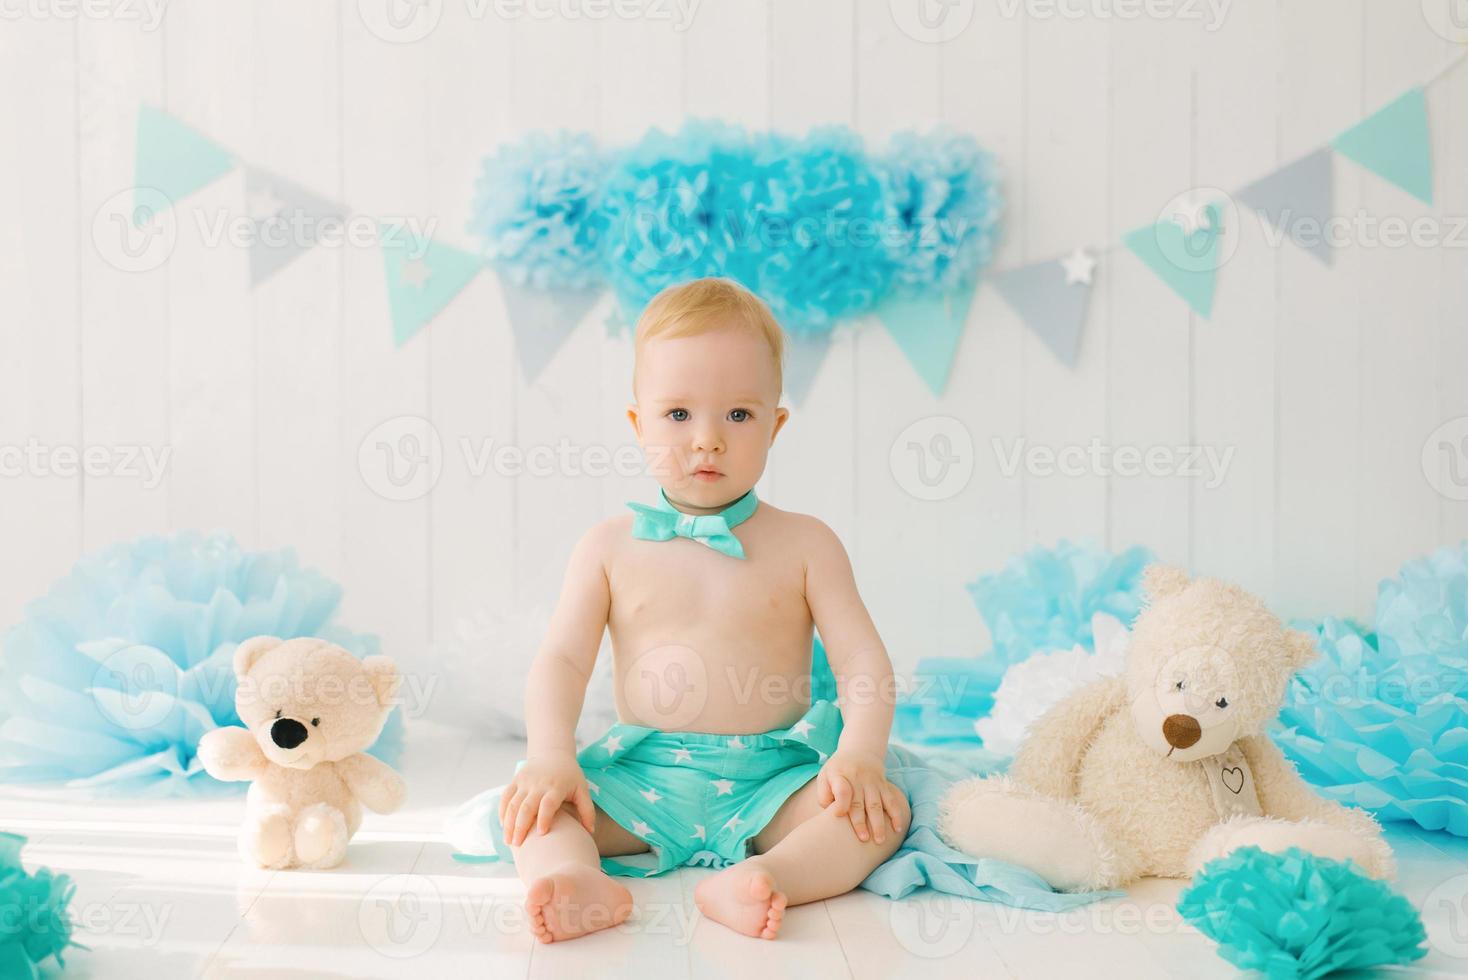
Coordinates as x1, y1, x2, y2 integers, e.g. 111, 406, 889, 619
1142, 564, 1191, 602
362, 656, 402, 708
1284, 629, 1319, 670
233, 635, 283, 679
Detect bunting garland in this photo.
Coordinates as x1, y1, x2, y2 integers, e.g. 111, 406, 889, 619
128, 52, 1459, 395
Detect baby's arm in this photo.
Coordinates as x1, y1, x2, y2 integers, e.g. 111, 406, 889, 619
500, 522, 613, 846
803, 519, 906, 844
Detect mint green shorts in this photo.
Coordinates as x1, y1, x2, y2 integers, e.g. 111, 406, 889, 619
446, 699, 844, 877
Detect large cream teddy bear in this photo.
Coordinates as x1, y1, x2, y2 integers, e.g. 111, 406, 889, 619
938, 566, 1393, 891
198, 636, 407, 869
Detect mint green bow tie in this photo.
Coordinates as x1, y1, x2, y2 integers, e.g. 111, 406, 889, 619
626, 488, 758, 559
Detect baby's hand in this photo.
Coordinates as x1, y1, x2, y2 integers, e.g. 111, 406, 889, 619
499, 754, 596, 846
816, 749, 906, 844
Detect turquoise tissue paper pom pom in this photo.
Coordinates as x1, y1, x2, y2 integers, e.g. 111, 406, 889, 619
468, 129, 607, 290
0, 530, 403, 796
0, 832, 78, 978
1275, 542, 1468, 834
1177, 846, 1426, 979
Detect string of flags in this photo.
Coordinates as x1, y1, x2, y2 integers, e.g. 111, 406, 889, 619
130, 55, 1458, 403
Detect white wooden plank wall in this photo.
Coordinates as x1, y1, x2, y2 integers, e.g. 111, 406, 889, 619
1, 0, 1464, 697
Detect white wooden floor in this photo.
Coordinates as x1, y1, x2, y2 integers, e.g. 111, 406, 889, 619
6, 723, 1467, 979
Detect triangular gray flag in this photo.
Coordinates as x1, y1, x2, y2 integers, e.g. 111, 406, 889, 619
1236, 147, 1334, 265
783, 331, 833, 406
496, 271, 601, 381
993, 260, 1091, 367
243, 166, 346, 285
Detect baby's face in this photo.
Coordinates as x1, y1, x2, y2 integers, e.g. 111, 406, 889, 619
628, 325, 788, 511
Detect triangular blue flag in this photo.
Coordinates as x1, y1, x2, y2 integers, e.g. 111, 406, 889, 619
382, 231, 485, 346
495, 271, 601, 380
782, 331, 833, 406
1332, 87, 1433, 205
1122, 203, 1222, 318
993, 258, 1092, 366
135, 105, 236, 214
874, 282, 978, 396
243, 166, 346, 285
1236, 147, 1335, 265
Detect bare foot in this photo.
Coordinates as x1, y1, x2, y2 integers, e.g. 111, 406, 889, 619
524, 864, 634, 943
694, 862, 788, 940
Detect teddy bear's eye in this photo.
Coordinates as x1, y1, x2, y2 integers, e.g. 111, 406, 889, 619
274, 709, 281, 719
1175, 680, 1185, 691
1215, 697, 1229, 709
311, 717, 320, 727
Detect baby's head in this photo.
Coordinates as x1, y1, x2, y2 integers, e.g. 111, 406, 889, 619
627, 278, 790, 512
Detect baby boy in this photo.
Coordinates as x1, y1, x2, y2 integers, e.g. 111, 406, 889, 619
460, 277, 909, 943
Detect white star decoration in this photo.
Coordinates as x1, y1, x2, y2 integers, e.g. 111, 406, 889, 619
1060, 248, 1096, 286
641, 787, 662, 804
1168, 192, 1220, 236
602, 734, 623, 755
399, 257, 432, 290
728, 736, 746, 750
722, 814, 740, 833
790, 719, 815, 738
670, 747, 693, 764
632, 821, 653, 838
691, 824, 706, 840
712, 779, 734, 796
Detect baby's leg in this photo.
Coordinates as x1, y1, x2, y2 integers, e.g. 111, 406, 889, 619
512, 802, 646, 944
693, 777, 909, 939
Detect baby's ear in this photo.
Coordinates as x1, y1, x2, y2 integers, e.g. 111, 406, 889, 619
625, 404, 642, 443
1143, 564, 1191, 602
362, 656, 402, 708
233, 636, 283, 679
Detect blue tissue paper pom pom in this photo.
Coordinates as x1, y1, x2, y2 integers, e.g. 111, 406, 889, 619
0, 531, 403, 797
0, 833, 78, 976
894, 541, 1153, 746
877, 127, 1004, 294
1177, 846, 1426, 979
468, 129, 607, 290
1276, 542, 1468, 834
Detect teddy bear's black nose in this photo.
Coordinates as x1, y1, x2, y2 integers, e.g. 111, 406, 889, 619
1162, 713, 1202, 749
271, 717, 309, 750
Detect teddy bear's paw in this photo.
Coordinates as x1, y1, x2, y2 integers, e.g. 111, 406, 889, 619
1188, 816, 1397, 880
938, 777, 1125, 892
294, 803, 350, 869
241, 807, 295, 869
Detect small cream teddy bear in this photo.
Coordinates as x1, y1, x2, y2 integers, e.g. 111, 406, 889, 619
198, 636, 407, 869
938, 565, 1393, 891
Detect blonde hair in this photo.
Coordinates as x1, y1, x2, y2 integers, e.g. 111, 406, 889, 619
632, 278, 785, 398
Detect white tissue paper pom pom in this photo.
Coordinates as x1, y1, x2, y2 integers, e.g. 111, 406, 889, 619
975, 612, 1130, 758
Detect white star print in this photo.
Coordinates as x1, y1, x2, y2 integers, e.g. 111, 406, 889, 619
712, 779, 734, 796
641, 787, 662, 804
728, 736, 746, 750
790, 719, 815, 738
632, 821, 653, 837
670, 748, 693, 764
602, 734, 623, 755
1059, 248, 1096, 286
588, 780, 600, 794
691, 825, 706, 840
722, 814, 740, 833
817, 751, 828, 762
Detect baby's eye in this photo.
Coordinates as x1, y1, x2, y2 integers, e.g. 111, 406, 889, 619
728, 408, 751, 422
666, 408, 689, 422
1214, 697, 1229, 709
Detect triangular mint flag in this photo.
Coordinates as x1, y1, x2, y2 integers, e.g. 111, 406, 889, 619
382, 231, 484, 346
874, 282, 978, 396
1122, 203, 1223, 318
1236, 148, 1335, 265
243, 166, 346, 285
993, 259, 1091, 366
782, 331, 834, 406
135, 105, 235, 214
1332, 87, 1433, 204
495, 271, 601, 380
